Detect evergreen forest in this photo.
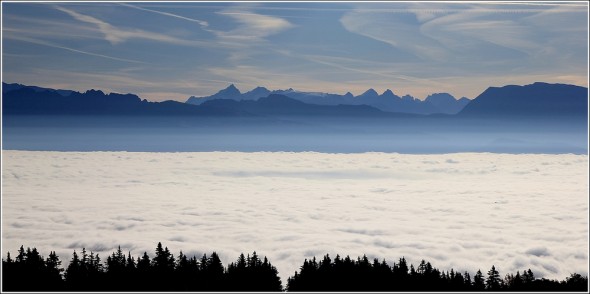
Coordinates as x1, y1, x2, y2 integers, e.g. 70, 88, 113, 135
2, 243, 587, 292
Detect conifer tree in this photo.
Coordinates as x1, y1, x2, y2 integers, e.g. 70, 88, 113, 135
237, 253, 246, 269
463, 271, 471, 287
126, 252, 136, 270
65, 250, 83, 289
3, 244, 588, 292
137, 252, 150, 272
200, 253, 208, 271
473, 269, 485, 290
16, 245, 26, 263
202, 252, 225, 290
486, 265, 501, 290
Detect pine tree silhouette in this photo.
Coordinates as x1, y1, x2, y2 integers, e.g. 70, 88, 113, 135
3, 244, 588, 292
485, 265, 502, 290
473, 269, 485, 290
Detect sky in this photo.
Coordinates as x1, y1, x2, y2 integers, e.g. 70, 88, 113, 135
2, 1, 589, 102
3, 151, 588, 282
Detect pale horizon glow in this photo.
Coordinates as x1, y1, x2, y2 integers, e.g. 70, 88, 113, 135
2, 2, 588, 101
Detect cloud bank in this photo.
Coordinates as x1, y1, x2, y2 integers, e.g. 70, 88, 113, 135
2, 151, 588, 282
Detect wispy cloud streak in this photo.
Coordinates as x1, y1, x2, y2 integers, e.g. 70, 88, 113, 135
54, 6, 216, 47
214, 9, 294, 42
118, 3, 209, 27
5, 34, 146, 64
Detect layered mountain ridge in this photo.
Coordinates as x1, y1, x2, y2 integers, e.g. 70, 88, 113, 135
3, 81, 587, 119
186, 85, 471, 115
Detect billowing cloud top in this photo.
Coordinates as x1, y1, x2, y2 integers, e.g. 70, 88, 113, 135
2, 151, 588, 282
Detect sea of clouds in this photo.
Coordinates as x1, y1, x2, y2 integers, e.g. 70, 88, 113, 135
2, 151, 588, 282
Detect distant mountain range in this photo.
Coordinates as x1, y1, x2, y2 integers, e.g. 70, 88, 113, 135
2, 82, 588, 119
186, 85, 471, 115
2, 83, 394, 118
2, 82, 75, 97
2, 83, 241, 116
200, 94, 407, 117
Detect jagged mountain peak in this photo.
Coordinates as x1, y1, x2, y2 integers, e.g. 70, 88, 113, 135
245, 86, 270, 95
425, 93, 456, 103
381, 89, 396, 97
218, 84, 241, 95
250, 86, 269, 91
242, 86, 271, 100
84, 89, 105, 96
186, 84, 473, 114
359, 88, 378, 97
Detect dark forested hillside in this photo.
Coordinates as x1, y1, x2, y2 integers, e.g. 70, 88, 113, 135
2, 244, 587, 292
2, 87, 245, 116
458, 82, 588, 118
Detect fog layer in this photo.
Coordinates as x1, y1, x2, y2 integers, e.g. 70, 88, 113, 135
2, 151, 587, 282
3, 116, 587, 154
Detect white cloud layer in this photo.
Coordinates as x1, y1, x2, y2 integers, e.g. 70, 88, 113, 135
2, 151, 588, 283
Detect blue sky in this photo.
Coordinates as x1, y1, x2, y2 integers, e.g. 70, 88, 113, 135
2, 1, 588, 102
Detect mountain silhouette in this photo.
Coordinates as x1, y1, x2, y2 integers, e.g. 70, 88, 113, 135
381, 89, 396, 99
242, 86, 271, 100
358, 88, 379, 98
186, 84, 242, 104
425, 93, 470, 114
217, 84, 241, 97
458, 82, 588, 118
3, 82, 74, 96
186, 85, 469, 115
2, 85, 241, 116
201, 94, 398, 117
4, 82, 587, 120
2, 83, 402, 118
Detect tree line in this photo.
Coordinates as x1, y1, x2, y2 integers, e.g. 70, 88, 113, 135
286, 254, 587, 291
2, 243, 280, 291
2, 243, 587, 292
